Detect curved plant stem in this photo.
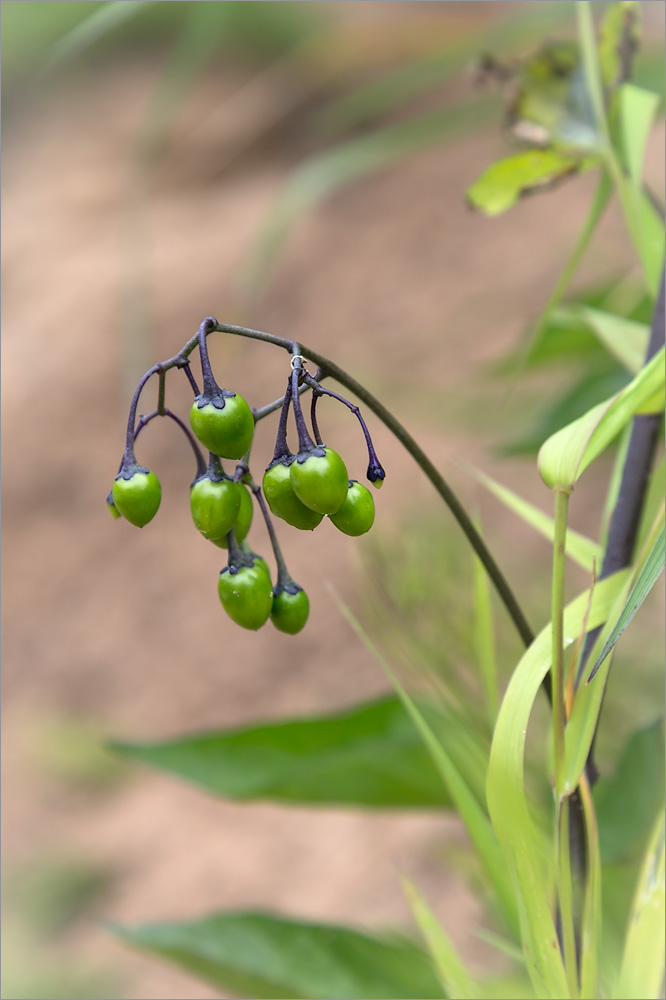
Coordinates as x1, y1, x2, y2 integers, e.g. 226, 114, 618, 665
552, 488, 570, 796
210, 321, 534, 648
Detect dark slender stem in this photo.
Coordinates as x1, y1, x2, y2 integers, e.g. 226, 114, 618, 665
197, 316, 219, 397
250, 481, 290, 587
272, 381, 293, 462
134, 407, 207, 479
303, 373, 385, 483
310, 391, 323, 446
123, 366, 159, 465
158, 371, 166, 415
182, 363, 200, 397
291, 368, 315, 453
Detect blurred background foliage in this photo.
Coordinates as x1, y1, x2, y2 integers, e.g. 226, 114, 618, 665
2, 2, 664, 998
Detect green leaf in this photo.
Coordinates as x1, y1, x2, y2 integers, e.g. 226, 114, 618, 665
487, 572, 627, 999
599, 1, 641, 90
556, 304, 649, 373
612, 812, 666, 1000
466, 150, 596, 217
594, 720, 666, 863
589, 525, 665, 681
470, 466, 602, 572
112, 911, 444, 1000
617, 83, 660, 188
403, 879, 476, 1000
538, 346, 665, 490
110, 695, 455, 810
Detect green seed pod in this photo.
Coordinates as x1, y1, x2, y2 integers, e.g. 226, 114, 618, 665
263, 459, 324, 530
329, 480, 375, 536
189, 392, 254, 460
218, 557, 273, 630
112, 467, 162, 528
212, 485, 253, 549
290, 446, 349, 515
271, 585, 310, 635
190, 475, 241, 543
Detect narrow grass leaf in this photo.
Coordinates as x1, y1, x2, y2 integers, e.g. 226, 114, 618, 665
111, 911, 444, 1000
471, 466, 602, 572
588, 525, 665, 681
403, 878, 477, 1000
594, 720, 665, 863
617, 83, 660, 189
558, 304, 648, 373
109, 695, 454, 810
612, 812, 666, 1000
599, 1, 641, 89
487, 573, 627, 999
466, 150, 596, 217
337, 602, 519, 938
538, 346, 665, 489
578, 778, 602, 1000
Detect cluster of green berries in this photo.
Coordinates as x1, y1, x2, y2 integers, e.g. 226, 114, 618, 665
108, 318, 384, 635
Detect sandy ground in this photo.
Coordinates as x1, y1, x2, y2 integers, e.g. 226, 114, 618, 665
3, 6, 664, 998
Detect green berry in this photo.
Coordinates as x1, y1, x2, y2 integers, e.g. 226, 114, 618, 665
290, 446, 348, 515
329, 480, 375, 536
263, 459, 324, 530
106, 492, 122, 520
112, 467, 161, 527
271, 585, 309, 635
190, 476, 241, 543
190, 393, 254, 460
212, 485, 253, 548
218, 557, 273, 630
239, 542, 270, 580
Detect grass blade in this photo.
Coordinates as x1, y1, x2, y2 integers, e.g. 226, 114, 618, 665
337, 600, 519, 938
612, 812, 666, 1000
403, 878, 477, 1000
588, 524, 665, 681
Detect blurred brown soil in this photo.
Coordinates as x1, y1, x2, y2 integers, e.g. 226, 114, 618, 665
2, 18, 663, 1000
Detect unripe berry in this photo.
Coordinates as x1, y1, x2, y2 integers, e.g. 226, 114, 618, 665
290, 446, 348, 515
190, 476, 241, 543
329, 480, 375, 536
112, 467, 161, 528
271, 585, 309, 635
218, 557, 273, 630
263, 459, 324, 530
190, 392, 254, 460
212, 485, 253, 548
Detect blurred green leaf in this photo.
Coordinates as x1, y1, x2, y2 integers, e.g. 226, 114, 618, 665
242, 96, 497, 293
403, 879, 476, 1000
509, 40, 602, 151
538, 346, 665, 490
595, 720, 665, 863
467, 149, 596, 217
612, 812, 665, 1000
599, 1, 641, 90
4, 856, 112, 940
110, 696, 457, 810
555, 304, 649, 373
112, 911, 444, 999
